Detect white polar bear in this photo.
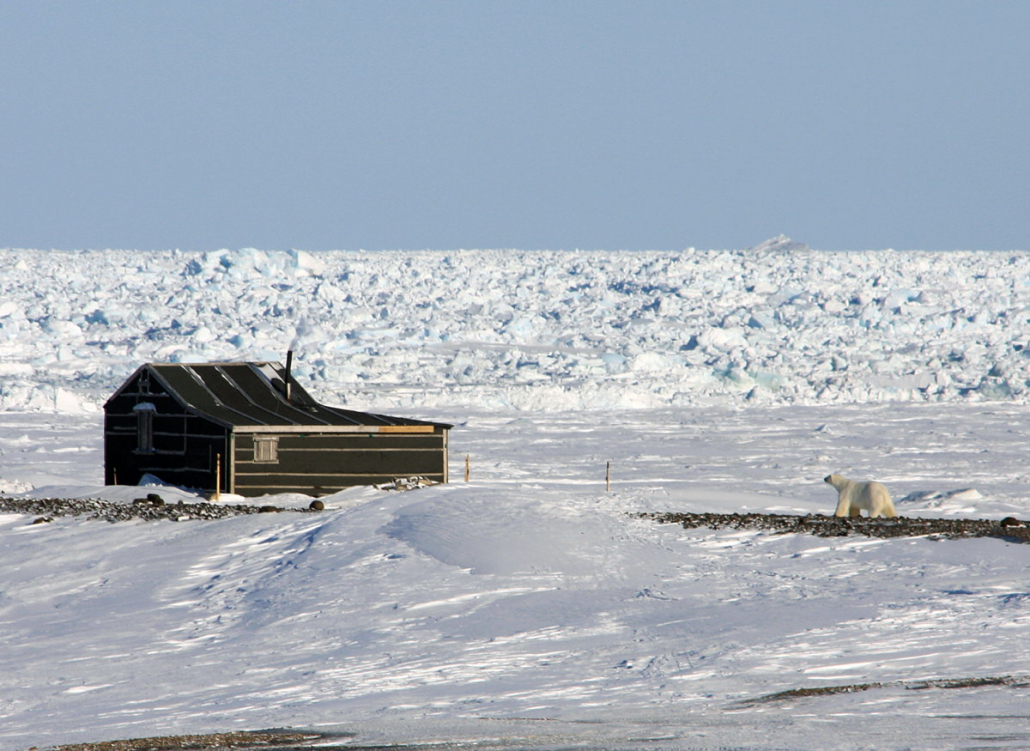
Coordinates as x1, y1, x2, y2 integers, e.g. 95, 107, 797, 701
824, 474, 897, 518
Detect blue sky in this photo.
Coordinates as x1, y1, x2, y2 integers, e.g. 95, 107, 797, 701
1, 1, 1027, 251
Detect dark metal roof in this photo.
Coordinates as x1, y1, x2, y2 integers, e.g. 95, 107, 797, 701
112, 361, 451, 431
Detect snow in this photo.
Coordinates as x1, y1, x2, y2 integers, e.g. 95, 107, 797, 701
2, 243, 1030, 749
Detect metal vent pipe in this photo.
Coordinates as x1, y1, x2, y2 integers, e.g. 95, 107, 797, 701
284, 350, 293, 402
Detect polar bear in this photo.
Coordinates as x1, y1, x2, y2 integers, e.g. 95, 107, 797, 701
824, 474, 897, 518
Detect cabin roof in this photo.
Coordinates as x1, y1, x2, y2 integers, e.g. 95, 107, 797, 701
108, 361, 451, 431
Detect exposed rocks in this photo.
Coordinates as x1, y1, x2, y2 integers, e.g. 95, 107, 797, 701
742, 674, 1030, 706
639, 511, 1030, 543
131, 494, 165, 508
42, 730, 329, 751
0, 497, 319, 523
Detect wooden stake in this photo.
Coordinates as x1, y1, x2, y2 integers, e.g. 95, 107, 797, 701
214, 453, 222, 501
465, 454, 470, 482
606, 461, 611, 493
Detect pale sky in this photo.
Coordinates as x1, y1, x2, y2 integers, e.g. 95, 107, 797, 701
1, 1, 1027, 251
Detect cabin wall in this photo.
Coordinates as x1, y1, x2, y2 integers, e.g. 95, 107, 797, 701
232, 430, 449, 497
104, 373, 229, 492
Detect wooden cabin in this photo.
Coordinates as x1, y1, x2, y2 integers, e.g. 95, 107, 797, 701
104, 360, 451, 497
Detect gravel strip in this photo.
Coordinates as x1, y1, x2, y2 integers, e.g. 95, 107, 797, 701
741, 674, 1030, 706
638, 511, 1030, 543
39, 730, 329, 751
0, 496, 317, 524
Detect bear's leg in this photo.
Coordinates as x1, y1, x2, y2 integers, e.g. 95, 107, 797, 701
849, 505, 862, 518
870, 500, 897, 519
868, 485, 897, 518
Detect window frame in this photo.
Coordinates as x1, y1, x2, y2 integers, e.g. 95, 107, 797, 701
253, 435, 279, 463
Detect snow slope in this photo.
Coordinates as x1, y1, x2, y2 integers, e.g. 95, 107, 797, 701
2, 246, 1030, 749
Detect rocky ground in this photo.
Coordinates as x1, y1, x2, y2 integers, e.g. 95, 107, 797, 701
741, 674, 1030, 706
0, 496, 320, 524
640, 510, 1030, 543
37, 730, 336, 751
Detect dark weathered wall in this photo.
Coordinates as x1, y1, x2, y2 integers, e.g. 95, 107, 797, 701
233, 430, 449, 496
104, 372, 228, 492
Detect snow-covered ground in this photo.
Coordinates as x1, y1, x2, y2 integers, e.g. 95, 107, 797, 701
2, 245, 1030, 750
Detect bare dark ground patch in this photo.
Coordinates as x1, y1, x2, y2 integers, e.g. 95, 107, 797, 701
740, 674, 1030, 706
39, 730, 339, 751
639, 511, 1030, 544
0, 497, 314, 524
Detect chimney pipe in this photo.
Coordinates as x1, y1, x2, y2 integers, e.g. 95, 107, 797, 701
284, 350, 293, 402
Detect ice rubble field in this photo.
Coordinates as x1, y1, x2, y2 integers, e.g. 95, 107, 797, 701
2, 246, 1030, 750
4, 245, 1030, 414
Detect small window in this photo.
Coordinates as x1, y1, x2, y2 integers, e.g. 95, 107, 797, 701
134, 402, 156, 453
254, 436, 279, 463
